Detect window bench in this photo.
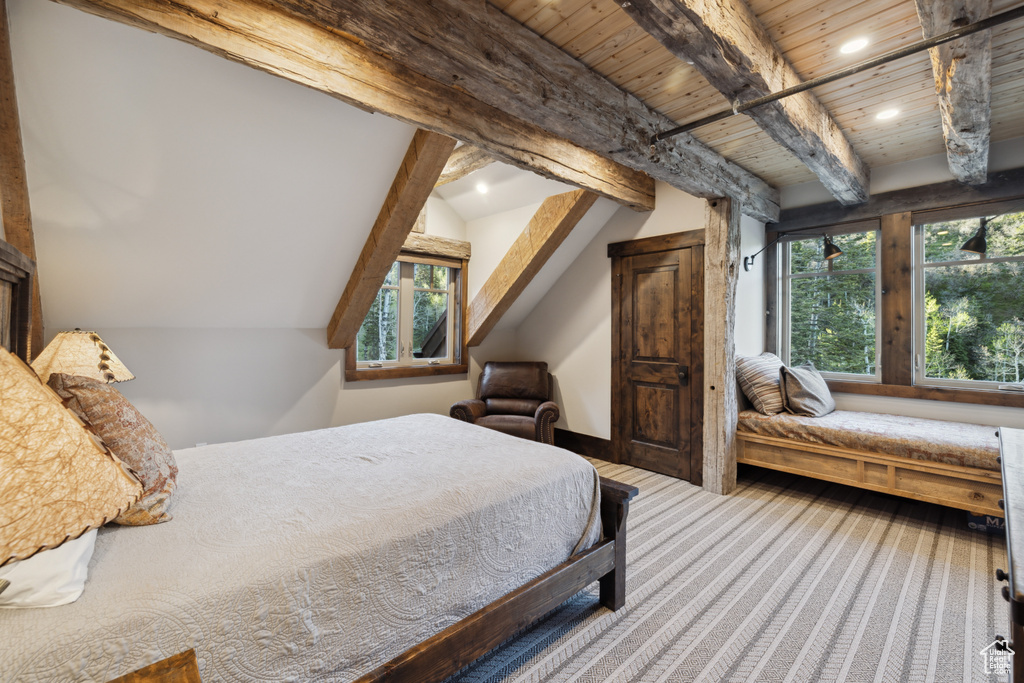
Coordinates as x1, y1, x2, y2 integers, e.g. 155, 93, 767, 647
736, 409, 1003, 516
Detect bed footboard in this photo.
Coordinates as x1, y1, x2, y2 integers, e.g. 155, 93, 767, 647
356, 476, 638, 682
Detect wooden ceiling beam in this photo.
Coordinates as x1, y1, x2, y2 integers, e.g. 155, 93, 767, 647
327, 130, 456, 350
0, 0, 42, 357
51, 0, 653, 213
914, 0, 993, 185
435, 146, 495, 188
253, 0, 780, 221
467, 190, 597, 347
621, 0, 869, 207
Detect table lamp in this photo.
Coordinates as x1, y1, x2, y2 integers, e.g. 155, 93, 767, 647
30, 329, 134, 385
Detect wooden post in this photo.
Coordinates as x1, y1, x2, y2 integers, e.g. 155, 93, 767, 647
0, 0, 42, 358
703, 197, 740, 495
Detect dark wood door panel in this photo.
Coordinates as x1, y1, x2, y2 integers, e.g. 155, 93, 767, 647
633, 267, 677, 362
611, 237, 703, 482
632, 382, 679, 448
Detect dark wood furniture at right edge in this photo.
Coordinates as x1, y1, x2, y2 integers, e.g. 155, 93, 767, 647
355, 476, 638, 682
998, 427, 1024, 682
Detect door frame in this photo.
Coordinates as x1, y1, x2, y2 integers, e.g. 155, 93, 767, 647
609, 231, 706, 485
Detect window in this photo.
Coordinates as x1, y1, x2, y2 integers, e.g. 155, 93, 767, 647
915, 210, 1024, 389
348, 253, 467, 380
767, 194, 1024, 409
781, 228, 880, 380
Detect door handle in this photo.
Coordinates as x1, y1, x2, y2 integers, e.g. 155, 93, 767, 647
678, 365, 689, 386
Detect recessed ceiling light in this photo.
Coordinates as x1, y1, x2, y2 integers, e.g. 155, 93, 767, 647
876, 108, 900, 120
475, 182, 488, 194
840, 37, 869, 54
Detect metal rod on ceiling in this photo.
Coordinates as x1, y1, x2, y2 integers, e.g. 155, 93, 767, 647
649, 3, 1024, 145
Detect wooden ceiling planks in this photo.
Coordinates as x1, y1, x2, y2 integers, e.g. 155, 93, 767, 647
490, 0, 1024, 189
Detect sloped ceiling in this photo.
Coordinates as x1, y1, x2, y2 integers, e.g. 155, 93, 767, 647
12, 0, 590, 334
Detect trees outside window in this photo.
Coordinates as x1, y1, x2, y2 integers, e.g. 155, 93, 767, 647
355, 257, 459, 368
782, 230, 880, 379
917, 211, 1024, 388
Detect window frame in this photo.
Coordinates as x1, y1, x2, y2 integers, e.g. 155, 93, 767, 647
766, 195, 1024, 409
778, 222, 882, 383
345, 252, 468, 382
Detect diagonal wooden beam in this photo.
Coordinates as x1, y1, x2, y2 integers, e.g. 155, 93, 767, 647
914, 0, 992, 185
327, 130, 456, 350
50, 0, 654, 213
467, 190, 597, 347
435, 146, 495, 187
261, 0, 778, 220
620, 0, 869, 206
0, 0, 42, 357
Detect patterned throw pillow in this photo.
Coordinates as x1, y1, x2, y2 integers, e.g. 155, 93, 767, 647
48, 374, 177, 525
736, 352, 785, 415
780, 363, 836, 417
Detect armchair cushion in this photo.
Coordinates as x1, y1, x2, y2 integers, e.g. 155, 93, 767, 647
485, 398, 542, 417
479, 362, 549, 402
475, 415, 536, 441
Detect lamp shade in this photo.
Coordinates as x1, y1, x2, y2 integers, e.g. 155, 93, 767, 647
960, 218, 988, 255
823, 235, 843, 260
0, 350, 141, 566
31, 330, 134, 385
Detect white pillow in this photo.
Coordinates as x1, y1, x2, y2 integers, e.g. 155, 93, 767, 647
0, 530, 97, 608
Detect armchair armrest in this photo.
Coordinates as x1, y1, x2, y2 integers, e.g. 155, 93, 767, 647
451, 399, 487, 423
534, 401, 560, 445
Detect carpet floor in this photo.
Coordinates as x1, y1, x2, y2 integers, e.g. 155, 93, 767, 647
448, 460, 1007, 683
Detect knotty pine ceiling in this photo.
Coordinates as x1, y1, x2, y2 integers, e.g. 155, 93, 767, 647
490, 0, 1024, 188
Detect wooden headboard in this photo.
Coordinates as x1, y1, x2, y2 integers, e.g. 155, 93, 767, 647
0, 238, 35, 361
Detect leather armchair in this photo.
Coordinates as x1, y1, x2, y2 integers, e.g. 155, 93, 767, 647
451, 361, 560, 445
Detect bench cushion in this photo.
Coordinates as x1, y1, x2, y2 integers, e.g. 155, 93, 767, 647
738, 409, 1000, 471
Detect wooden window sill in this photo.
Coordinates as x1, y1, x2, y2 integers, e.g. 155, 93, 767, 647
345, 363, 468, 382
826, 380, 1024, 409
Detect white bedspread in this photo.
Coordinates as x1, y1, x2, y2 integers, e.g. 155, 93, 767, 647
1, 414, 602, 682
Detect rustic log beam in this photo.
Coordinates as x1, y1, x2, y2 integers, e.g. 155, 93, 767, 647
914, 0, 992, 185
435, 146, 495, 187
327, 130, 456, 350
621, 0, 869, 206
254, 0, 780, 221
50, 0, 654, 212
702, 197, 740, 495
402, 233, 471, 261
467, 190, 597, 346
0, 0, 42, 358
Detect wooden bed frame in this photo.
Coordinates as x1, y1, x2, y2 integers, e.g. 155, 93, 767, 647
0, 239, 640, 682
737, 431, 1003, 517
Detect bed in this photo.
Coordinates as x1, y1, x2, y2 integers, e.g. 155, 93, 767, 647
0, 240, 637, 682
736, 408, 1003, 516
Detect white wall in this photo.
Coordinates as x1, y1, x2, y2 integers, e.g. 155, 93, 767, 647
514, 183, 765, 439
85, 327, 515, 449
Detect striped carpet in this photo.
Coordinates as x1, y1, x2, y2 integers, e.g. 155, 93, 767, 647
449, 460, 1007, 683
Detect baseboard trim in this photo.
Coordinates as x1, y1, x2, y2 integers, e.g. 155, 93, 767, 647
555, 428, 615, 463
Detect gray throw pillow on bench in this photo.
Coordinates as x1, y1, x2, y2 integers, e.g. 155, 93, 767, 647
780, 363, 836, 417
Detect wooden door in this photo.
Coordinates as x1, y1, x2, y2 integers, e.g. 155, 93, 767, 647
610, 234, 704, 483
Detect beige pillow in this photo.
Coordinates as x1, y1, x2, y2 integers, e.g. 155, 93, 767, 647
48, 374, 177, 525
736, 353, 785, 415
780, 363, 836, 417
